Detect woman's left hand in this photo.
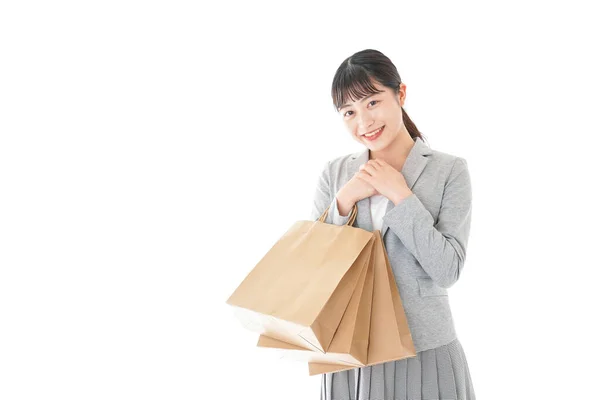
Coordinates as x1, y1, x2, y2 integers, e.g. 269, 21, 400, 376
357, 159, 413, 205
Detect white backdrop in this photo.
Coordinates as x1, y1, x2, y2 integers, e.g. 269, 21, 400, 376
1, 1, 599, 399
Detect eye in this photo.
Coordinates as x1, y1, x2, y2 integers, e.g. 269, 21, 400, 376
342, 100, 379, 118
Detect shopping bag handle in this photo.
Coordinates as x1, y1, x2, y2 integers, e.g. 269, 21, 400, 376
317, 202, 358, 226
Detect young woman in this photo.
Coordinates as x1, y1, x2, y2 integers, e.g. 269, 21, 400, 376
311, 49, 476, 400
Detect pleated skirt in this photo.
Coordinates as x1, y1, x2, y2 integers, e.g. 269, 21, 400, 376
320, 338, 475, 400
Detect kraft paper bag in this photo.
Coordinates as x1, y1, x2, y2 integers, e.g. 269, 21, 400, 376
253, 230, 416, 375
257, 243, 375, 366
226, 204, 377, 353
308, 230, 416, 375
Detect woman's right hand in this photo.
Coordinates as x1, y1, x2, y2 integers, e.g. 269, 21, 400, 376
335, 170, 379, 215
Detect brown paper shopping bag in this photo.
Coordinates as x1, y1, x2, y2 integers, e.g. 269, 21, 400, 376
226, 204, 377, 353
308, 230, 416, 375
255, 230, 417, 375
257, 243, 375, 366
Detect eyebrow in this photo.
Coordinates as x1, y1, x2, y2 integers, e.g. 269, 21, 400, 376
338, 93, 380, 111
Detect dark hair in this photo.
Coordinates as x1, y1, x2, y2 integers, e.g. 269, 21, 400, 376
331, 49, 423, 141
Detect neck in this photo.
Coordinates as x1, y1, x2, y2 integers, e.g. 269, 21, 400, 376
369, 128, 415, 171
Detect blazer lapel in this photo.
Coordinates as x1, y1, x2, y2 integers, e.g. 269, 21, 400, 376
346, 136, 432, 239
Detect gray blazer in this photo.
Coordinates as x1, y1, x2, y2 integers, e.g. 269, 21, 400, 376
310, 136, 472, 353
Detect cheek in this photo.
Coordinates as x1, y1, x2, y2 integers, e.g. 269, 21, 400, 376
345, 121, 358, 135
375, 109, 390, 122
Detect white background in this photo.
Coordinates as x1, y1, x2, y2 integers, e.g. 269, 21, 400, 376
1, 1, 599, 399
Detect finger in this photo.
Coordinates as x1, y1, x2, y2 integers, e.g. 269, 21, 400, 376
362, 163, 378, 175
369, 159, 386, 169
368, 160, 383, 170
357, 171, 372, 182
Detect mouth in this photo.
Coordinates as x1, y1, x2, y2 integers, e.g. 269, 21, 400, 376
361, 126, 385, 140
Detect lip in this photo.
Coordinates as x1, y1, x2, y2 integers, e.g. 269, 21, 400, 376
361, 126, 385, 141
361, 126, 384, 136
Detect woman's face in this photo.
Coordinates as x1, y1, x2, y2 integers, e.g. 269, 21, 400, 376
338, 81, 407, 152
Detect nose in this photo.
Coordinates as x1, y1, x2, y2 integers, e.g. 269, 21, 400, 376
357, 112, 374, 133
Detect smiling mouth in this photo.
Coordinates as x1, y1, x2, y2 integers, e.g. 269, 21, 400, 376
362, 126, 384, 137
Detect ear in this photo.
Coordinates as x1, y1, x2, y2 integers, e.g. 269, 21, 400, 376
398, 83, 407, 107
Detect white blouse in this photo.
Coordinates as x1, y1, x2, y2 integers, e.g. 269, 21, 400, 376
369, 194, 389, 232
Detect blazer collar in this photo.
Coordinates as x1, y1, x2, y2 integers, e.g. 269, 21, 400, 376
347, 136, 432, 238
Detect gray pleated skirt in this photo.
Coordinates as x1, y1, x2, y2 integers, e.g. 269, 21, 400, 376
320, 338, 475, 400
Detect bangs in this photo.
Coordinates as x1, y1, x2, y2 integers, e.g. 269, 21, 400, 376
332, 67, 384, 111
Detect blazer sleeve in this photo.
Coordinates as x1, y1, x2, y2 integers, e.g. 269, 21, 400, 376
310, 160, 354, 226
382, 157, 472, 289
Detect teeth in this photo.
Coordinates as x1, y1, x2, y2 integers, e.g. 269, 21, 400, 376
365, 127, 382, 137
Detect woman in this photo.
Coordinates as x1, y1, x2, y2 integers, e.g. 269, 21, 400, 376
311, 49, 476, 400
